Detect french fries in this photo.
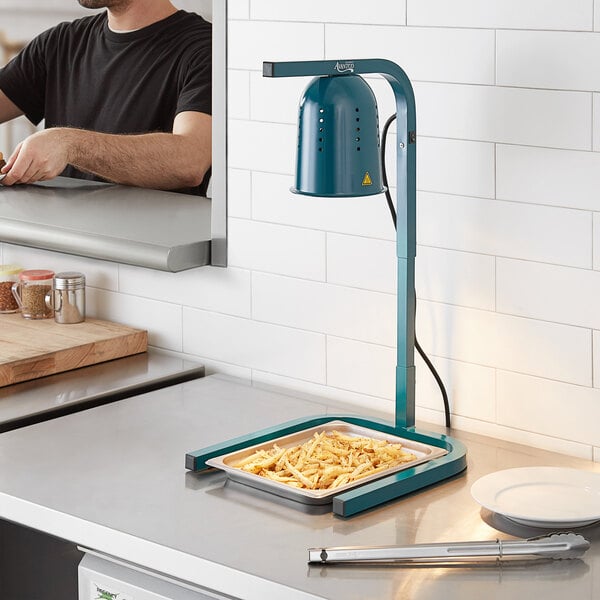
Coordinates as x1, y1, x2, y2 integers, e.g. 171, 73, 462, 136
233, 430, 417, 491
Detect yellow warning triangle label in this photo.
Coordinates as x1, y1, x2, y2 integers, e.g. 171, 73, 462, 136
362, 171, 373, 186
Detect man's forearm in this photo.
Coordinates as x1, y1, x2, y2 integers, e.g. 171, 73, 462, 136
65, 128, 210, 189
0, 111, 212, 190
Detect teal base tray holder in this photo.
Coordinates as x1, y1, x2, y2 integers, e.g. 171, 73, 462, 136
185, 415, 467, 518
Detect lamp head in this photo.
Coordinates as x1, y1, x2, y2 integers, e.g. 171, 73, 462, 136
292, 74, 386, 198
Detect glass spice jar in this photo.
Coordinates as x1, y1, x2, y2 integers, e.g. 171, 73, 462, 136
0, 264, 23, 313
12, 269, 55, 319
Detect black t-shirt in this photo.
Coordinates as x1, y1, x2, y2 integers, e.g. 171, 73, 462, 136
0, 10, 212, 195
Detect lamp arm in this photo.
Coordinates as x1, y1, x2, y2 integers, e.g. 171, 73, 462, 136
264, 58, 417, 429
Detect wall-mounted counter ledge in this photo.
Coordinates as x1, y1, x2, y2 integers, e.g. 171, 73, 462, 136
0, 348, 205, 432
0, 177, 212, 272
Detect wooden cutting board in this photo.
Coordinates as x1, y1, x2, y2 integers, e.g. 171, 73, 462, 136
0, 313, 148, 387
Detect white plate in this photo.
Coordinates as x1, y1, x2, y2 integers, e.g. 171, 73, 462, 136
471, 467, 600, 528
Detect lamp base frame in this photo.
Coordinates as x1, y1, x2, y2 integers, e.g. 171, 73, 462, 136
186, 416, 466, 517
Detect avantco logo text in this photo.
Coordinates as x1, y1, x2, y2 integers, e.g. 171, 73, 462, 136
334, 61, 354, 73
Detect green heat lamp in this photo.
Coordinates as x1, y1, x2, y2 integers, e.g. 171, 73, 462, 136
292, 73, 385, 197
186, 59, 467, 517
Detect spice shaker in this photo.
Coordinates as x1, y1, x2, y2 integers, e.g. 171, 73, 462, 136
0, 264, 23, 313
46, 271, 86, 324
12, 269, 54, 319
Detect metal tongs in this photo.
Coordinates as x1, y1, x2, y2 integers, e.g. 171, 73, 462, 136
308, 533, 590, 564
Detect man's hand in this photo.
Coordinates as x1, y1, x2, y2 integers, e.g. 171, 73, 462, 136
1, 129, 71, 185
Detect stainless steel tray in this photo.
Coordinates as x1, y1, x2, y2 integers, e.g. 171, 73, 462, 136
206, 421, 449, 505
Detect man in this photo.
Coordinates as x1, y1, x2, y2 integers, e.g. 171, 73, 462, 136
0, 0, 212, 195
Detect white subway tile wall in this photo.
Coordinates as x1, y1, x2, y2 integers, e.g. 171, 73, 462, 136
252, 272, 397, 346
406, 0, 592, 31
496, 30, 600, 91
251, 1, 407, 26
325, 25, 496, 85
417, 137, 495, 198
497, 145, 600, 210
327, 234, 396, 294
497, 371, 600, 447
327, 336, 396, 400
417, 192, 592, 268
2, 1, 600, 461
593, 93, 600, 150
228, 219, 326, 280
227, 169, 252, 218
228, 0, 249, 20
414, 83, 592, 150
182, 308, 326, 382
416, 300, 592, 386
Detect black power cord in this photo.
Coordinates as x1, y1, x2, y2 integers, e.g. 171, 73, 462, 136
381, 114, 451, 428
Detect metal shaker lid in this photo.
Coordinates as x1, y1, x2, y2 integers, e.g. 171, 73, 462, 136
54, 271, 85, 290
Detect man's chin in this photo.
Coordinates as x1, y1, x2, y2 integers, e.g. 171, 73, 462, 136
78, 0, 123, 9
78, 1, 105, 8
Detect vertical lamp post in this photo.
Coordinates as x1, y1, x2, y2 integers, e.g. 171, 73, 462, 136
187, 59, 466, 517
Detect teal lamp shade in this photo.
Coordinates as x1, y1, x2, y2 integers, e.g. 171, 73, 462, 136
292, 74, 386, 197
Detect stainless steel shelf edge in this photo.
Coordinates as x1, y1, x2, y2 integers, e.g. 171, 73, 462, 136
0, 216, 211, 271
0, 178, 212, 272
